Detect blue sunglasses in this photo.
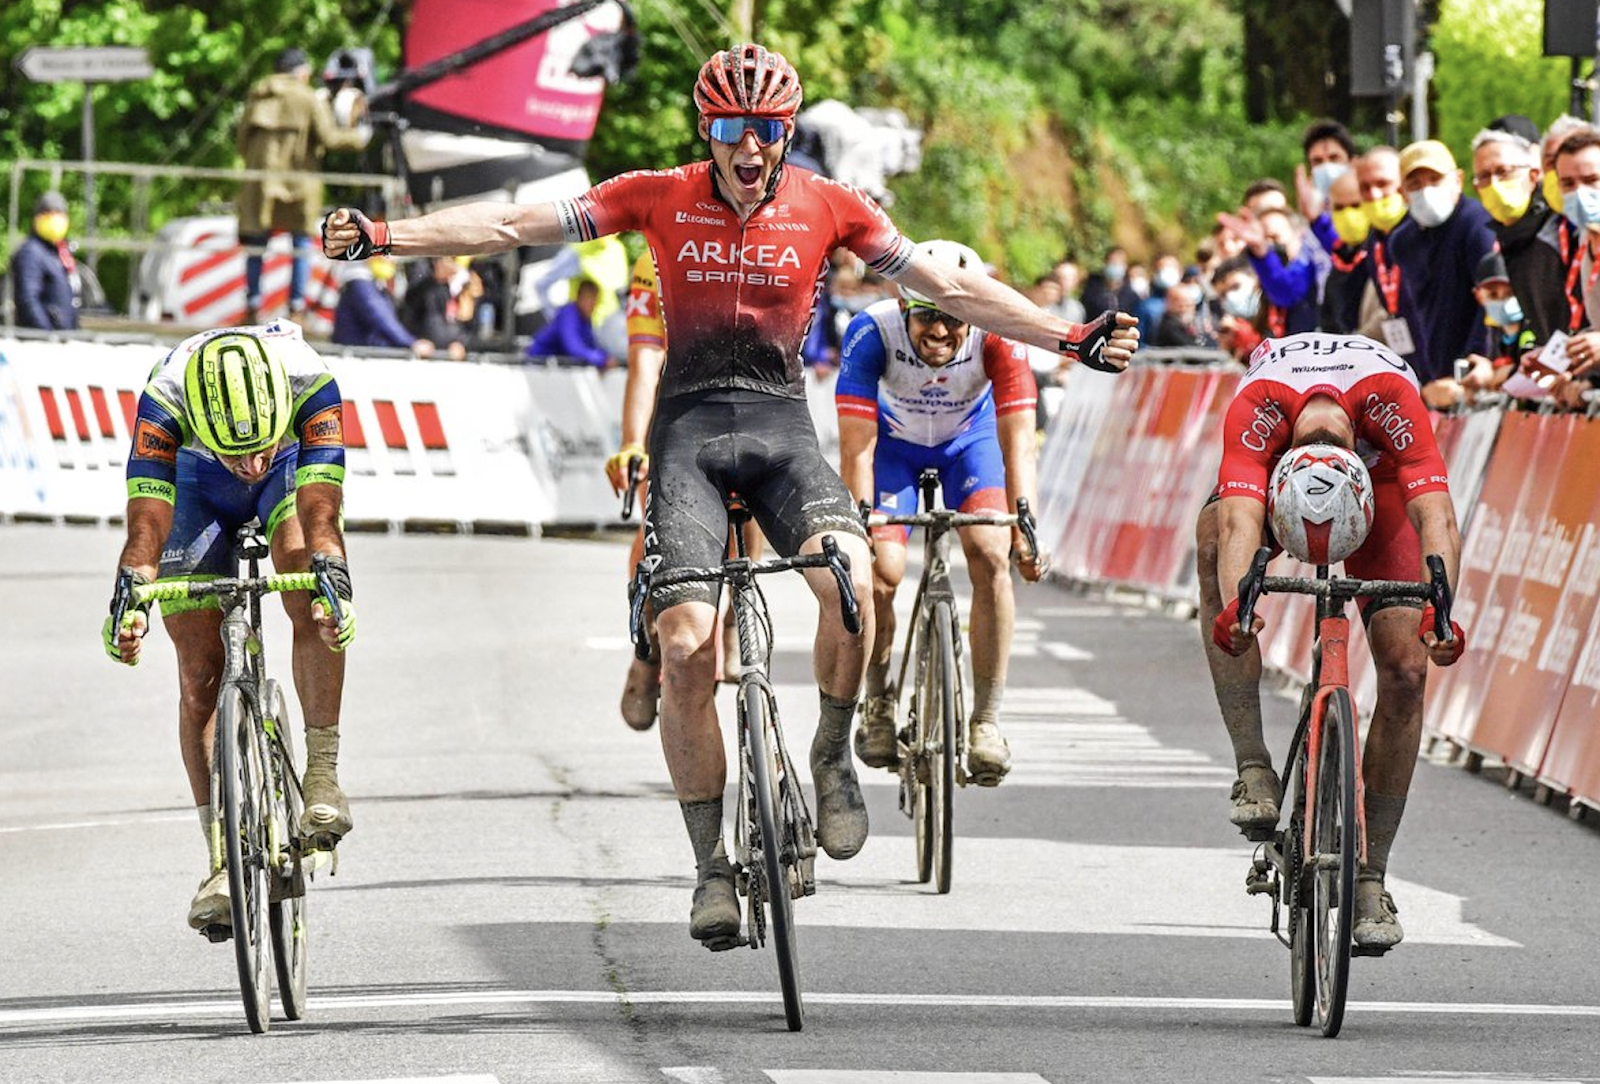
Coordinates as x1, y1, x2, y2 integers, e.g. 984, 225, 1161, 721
707, 116, 788, 146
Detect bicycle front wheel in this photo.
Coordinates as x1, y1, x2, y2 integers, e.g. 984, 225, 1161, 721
928, 602, 958, 894
1310, 687, 1358, 1037
742, 682, 803, 1032
218, 686, 273, 1033
264, 680, 308, 1021
1286, 738, 1314, 1028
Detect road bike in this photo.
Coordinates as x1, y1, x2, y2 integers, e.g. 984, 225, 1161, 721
628, 497, 861, 1032
112, 528, 344, 1034
1234, 545, 1453, 1038
866, 468, 1037, 894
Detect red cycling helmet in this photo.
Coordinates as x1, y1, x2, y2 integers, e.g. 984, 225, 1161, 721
693, 43, 803, 118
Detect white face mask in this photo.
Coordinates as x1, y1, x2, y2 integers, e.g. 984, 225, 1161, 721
1406, 182, 1459, 228
1312, 162, 1348, 196
1222, 283, 1260, 319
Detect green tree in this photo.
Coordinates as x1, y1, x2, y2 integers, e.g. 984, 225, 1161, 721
1430, 0, 1570, 157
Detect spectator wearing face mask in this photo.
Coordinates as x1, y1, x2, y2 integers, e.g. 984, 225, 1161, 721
1137, 254, 1184, 342
1552, 127, 1600, 406
1321, 168, 1370, 334
1295, 119, 1357, 248
1379, 140, 1495, 404
1211, 256, 1263, 362
1215, 206, 1320, 336
1080, 247, 1141, 317
10, 191, 82, 331
1471, 127, 1567, 346
1454, 250, 1528, 400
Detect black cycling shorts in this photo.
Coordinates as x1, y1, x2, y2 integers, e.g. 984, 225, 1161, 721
643, 389, 866, 611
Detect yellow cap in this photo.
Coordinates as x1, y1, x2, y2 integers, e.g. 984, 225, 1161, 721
1399, 139, 1457, 180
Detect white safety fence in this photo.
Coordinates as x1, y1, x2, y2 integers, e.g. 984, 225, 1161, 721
0, 336, 841, 533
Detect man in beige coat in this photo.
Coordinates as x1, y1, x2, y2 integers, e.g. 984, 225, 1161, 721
237, 47, 370, 321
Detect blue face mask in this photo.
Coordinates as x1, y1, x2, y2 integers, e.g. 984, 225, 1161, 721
1484, 296, 1524, 327
1562, 185, 1600, 230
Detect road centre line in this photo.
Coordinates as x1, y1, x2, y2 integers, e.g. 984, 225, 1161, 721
7, 990, 1600, 1027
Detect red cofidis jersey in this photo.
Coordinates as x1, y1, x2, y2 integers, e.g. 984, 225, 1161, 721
1216, 333, 1450, 503
557, 161, 914, 400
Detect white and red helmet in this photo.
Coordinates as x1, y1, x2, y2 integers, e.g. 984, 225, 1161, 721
900, 239, 984, 308
693, 44, 803, 119
1267, 443, 1375, 565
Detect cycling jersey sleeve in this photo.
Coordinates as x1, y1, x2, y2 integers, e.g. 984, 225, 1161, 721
835, 310, 886, 422
556, 170, 661, 243
1358, 372, 1450, 499
818, 178, 915, 280
126, 392, 185, 504
291, 374, 346, 488
625, 250, 665, 348
1214, 388, 1286, 503
981, 334, 1039, 416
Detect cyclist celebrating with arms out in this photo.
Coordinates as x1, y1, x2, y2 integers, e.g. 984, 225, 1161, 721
1196, 331, 1465, 949
323, 43, 1138, 946
836, 239, 1047, 784
104, 322, 357, 931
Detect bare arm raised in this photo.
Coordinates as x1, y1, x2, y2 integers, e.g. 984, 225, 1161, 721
894, 249, 1141, 371
322, 203, 570, 260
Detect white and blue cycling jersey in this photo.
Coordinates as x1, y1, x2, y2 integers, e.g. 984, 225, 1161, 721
836, 298, 1037, 523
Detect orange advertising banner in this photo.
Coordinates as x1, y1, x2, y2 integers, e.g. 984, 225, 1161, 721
1425, 412, 1564, 746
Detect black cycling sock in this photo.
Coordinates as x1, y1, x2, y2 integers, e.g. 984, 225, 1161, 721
817, 692, 857, 748
1363, 792, 1407, 878
865, 660, 892, 699
680, 798, 729, 875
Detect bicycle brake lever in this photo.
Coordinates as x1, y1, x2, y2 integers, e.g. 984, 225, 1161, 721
1016, 497, 1039, 563
621, 455, 643, 521
310, 554, 345, 624
628, 562, 653, 660
821, 535, 862, 635
109, 566, 136, 641
1425, 554, 1453, 642
1236, 546, 1272, 631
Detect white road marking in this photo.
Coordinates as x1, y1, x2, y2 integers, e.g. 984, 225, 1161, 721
267, 1078, 500, 1084
1038, 641, 1093, 661
1310, 1079, 1582, 1084
0, 812, 192, 833
769, 1074, 1048, 1084
661, 1070, 726, 1084
3, 990, 1593, 1028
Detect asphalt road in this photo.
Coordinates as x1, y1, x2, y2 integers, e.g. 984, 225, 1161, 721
2, 523, 1598, 1084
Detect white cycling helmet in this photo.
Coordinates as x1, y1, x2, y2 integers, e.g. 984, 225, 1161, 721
901, 239, 984, 308
1267, 443, 1375, 566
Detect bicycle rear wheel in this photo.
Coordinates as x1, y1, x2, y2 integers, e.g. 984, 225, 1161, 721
742, 682, 803, 1032
264, 680, 308, 1021
1286, 739, 1314, 1028
218, 686, 273, 1033
1311, 688, 1358, 1037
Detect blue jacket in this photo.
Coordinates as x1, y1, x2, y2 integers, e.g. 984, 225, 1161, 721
9, 234, 79, 330
332, 277, 416, 349
1383, 199, 1496, 384
526, 301, 608, 366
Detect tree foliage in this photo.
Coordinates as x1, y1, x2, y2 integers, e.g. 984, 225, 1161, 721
1430, 0, 1570, 157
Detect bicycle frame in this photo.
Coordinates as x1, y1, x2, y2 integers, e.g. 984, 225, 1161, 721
1295, 578, 1368, 872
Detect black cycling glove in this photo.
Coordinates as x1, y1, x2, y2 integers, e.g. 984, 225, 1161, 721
1058, 310, 1124, 374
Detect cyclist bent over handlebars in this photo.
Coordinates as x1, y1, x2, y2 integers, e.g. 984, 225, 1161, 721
1195, 332, 1465, 951
103, 321, 357, 932
321, 43, 1139, 945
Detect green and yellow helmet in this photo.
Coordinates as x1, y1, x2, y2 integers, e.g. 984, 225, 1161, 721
183, 331, 292, 456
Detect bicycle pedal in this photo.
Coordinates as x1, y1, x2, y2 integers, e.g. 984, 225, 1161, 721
1350, 944, 1391, 958
1239, 825, 1277, 844
199, 923, 233, 944
967, 769, 1004, 788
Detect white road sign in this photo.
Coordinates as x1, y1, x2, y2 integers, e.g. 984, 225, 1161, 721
16, 46, 152, 83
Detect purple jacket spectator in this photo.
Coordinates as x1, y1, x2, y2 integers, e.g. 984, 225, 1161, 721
526, 294, 610, 367
332, 276, 417, 349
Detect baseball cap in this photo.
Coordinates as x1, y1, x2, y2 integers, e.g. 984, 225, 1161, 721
1474, 249, 1510, 288
1399, 140, 1458, 180
276, 47, 310, 73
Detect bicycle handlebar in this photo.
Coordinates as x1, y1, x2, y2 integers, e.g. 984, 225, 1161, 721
620, 455, 644, 521
134, 571, 329, 609
1235, 545, 1455, 637
627, 534, 862, 655
867, 499, 1040, 565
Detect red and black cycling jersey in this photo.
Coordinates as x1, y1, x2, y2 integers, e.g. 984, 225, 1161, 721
557, 161, 914, 400
1216, 333, 1450, 504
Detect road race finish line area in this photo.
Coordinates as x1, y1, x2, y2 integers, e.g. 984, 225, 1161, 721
3, 525, 1598, 1084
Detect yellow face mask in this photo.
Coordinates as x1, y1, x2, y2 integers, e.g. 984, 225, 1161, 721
1477, 179, 1531, 226
32, 212, 68, 245
1331, 207, 1370, 246
1544, 169, 1563, 210
1362, 193, 1407, 233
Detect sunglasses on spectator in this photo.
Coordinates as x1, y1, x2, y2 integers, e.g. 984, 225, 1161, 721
707, 116, 788, 146
1471, 164, 1527, 188
906, 304, 967, 330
